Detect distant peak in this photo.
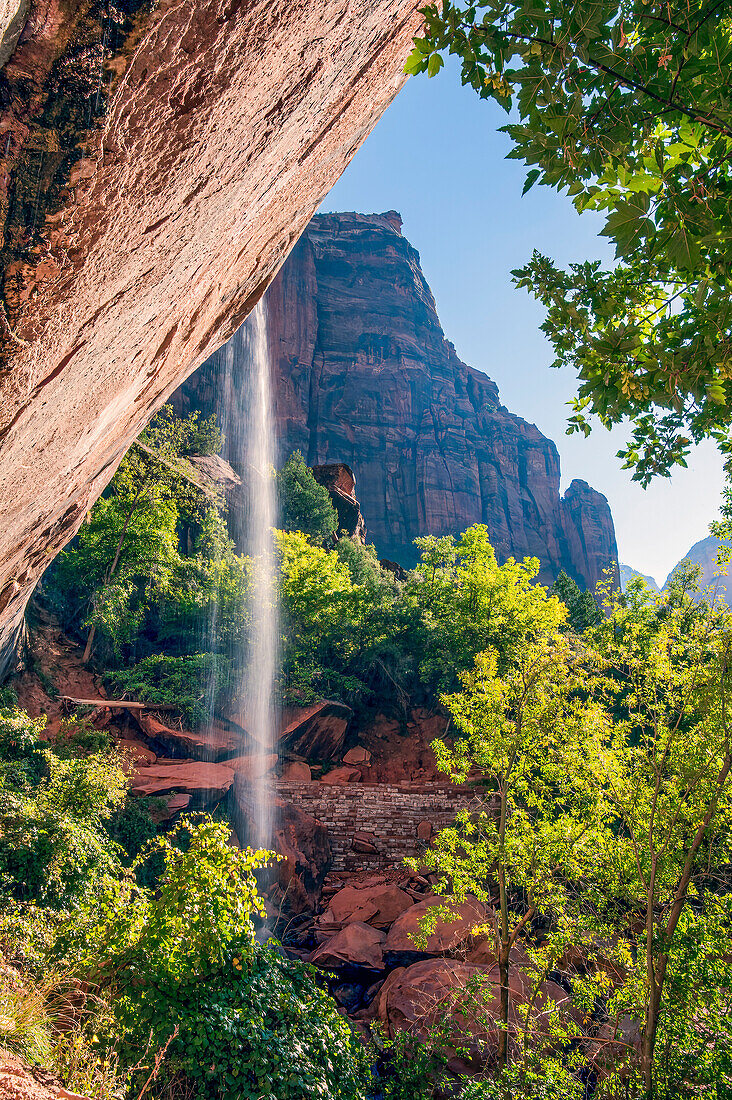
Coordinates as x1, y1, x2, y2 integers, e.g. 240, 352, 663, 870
379, 210, 403, 232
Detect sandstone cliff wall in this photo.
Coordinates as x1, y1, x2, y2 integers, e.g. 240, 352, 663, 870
0, 0, 422, 676
177, 212, 617, 587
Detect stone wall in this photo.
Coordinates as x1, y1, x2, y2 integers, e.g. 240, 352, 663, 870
277, 781, 493, 871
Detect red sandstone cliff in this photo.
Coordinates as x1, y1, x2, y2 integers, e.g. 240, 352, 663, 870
0, 0, 422, 675
177, 211, 617, 588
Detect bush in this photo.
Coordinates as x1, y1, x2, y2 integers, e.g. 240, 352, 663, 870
51, 817, 370, 1098
0, 705, 127, 909
103, 652, 230, 728
124, 947, 372, 1100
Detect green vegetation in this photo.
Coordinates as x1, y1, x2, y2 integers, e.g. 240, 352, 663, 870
46, 408, 580, 719
0, 703, 372, 1100
408, 1, 732, 483
22, 405, 732, 1098
412, 569, 732, 1099
277, 450, 339, 543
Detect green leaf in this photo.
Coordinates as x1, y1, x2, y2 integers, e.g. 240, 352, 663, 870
522, 168, 541, 195
427, 52, 444, 78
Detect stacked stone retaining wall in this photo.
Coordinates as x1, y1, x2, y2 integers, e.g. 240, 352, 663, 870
277, 781, 494, 871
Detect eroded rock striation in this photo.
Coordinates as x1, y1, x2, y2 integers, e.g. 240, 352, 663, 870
178, 211, 617, 585
0, 0, 422, 676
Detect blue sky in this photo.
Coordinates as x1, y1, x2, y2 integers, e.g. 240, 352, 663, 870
320, 60, 724, 586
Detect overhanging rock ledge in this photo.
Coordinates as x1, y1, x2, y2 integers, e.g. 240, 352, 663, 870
0, 0, 422, 676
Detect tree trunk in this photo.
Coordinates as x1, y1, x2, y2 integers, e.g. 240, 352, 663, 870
642, 976, 662, 1100
497, 938, 510, 1069
497, 781, 510, 1070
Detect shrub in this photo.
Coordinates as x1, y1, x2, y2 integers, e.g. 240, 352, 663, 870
125, 948, 372, 1100
103, 652, 230, 728
0, 703, 127, 908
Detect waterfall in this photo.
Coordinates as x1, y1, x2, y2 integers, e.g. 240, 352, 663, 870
218, 299, 279, 851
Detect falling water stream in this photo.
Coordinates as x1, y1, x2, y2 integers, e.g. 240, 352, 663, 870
217, 299, 279, 851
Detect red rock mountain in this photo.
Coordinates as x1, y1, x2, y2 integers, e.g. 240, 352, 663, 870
176, 211, 617, 587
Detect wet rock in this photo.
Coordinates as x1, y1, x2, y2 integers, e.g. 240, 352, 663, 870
280, 761, 311, 782
187, 454, 242, 497
130, 762, 234, 801
377, 957, 574, 1073
332, 981, 364, 1012
384, 895, 488, 964
377, 958, 486, 1040
352, 831, 380, 855
329, 883, 414, 929
279, 700, 352, 760
234, 778, 332, 913
117, 738, 157, 766
229, 753, 278, 780
148, 792, 192, 823
273, 800, 332, 913
310, 922, 385, 971
135, 712, 240, 761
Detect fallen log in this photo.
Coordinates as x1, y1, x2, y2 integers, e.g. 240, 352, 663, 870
60, 696, 176, 711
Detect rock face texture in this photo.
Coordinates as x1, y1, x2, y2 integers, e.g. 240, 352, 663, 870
0, 0, 422, 677
312, 463, 367, 542
176, 212, 617, 585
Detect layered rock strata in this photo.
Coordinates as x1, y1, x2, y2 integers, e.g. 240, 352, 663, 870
177, 211, 617, 585
0, 0, 422, 676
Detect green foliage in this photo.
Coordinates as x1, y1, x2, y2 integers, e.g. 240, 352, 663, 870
45, 405, 240, 667
104, 652, 231, 728
277, 451, 338, 543
420, 632, 605, 1070
0, 705, 127, 909
277, 528, 395, 705
550, 571, 602, 632
651, 896, 732, 1099
0, 974, 53, 1065
125, 947, 371, 1100
379, 1029, 450, 1099
141, 404, 222, 458
335, 536, 387, 590
411, 1, 732, 482
49, 817, 370, 1100
406, 526, 566, 694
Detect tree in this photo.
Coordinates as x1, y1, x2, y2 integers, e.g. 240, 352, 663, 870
582, 579, 732, 1098
551, 571, 602, 632
276, 529, 363, 701
51, 406, 217, 664
48, 406, 238, 668
405, 525, 566, 693
419, 628, 606, 1070
276, 451, 338, 543
408, 1, 732, 483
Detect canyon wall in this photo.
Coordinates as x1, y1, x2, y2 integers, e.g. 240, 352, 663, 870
0, 0, 422, 677
177, 211, 617, 586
